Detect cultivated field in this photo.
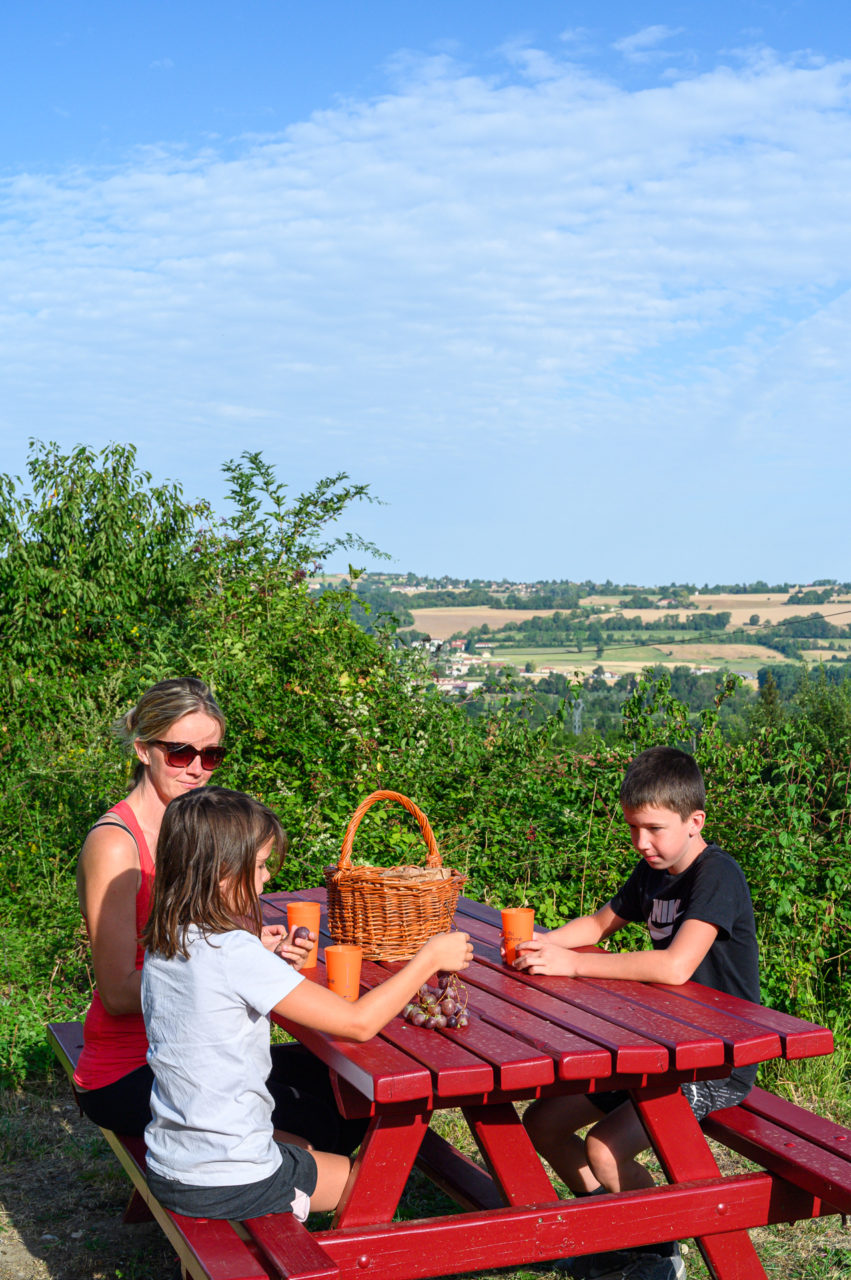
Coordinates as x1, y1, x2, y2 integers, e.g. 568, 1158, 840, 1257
409, 606, 562, 638
583, 594, 851, 629
410, 594, 851, 642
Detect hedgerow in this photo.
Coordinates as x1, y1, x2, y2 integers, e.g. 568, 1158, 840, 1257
1, 442, 848, 1085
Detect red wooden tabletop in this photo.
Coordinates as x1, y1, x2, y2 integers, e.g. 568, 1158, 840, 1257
258, 889, 837, 1280
263, 891, 832, 1106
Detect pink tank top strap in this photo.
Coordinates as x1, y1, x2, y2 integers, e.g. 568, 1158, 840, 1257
108, 799, 154, 876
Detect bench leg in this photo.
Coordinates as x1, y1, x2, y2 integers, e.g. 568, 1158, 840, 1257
462, 1102, 559, 1207
332, 1110, 431, 1229
123, 1188, 155, 1223
634, 1085, 769, 1280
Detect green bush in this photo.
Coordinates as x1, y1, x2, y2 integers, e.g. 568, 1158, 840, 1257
1, 442, 849, 1086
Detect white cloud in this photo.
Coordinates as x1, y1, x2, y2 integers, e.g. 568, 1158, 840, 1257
613, 25, 684, 61
1, 44, 851, 576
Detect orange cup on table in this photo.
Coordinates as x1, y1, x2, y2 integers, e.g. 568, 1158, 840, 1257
286, 900, 321, 969
325, 944, 363, 1002
501, 907, 535, 966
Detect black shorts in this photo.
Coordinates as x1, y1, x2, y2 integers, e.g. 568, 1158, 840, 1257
76, 1046, 367, 1154
267, 1043, 368, 1156
146, 1140, 318, 1221
588, 1076, 752, 1122
75, 1064, 154, 1137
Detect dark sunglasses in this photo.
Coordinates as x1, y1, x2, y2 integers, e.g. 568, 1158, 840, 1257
150, 741, 227, 771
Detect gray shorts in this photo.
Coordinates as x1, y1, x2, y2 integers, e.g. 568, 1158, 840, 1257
146, 1140, 318, 1221
588, 1076, 751, 1123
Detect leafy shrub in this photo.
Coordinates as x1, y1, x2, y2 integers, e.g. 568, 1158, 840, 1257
1, 443, 849, 1085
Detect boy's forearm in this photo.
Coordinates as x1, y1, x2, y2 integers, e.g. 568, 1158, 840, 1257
563, 945, 692, 984
545, 914, 611, 949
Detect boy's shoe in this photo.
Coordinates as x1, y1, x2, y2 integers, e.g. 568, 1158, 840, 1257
621, 1247, 686, 1279
559, 1243, 685, 1280
556, 1251, 637, 1279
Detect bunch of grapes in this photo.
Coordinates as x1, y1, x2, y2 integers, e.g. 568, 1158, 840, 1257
403, 970, 469, 1030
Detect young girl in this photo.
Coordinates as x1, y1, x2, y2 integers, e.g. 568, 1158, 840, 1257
140, 786, 473, 1221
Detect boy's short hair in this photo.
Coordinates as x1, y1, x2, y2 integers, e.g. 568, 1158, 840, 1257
620, 746, 706, 819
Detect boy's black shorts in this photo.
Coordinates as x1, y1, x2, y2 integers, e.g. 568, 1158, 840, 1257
588, 1076, 750, 1123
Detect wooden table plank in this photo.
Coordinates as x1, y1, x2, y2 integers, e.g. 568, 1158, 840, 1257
657, 982, 835, 1059
356, 957, 494, 1096
275, 967, 432, 1105
376, 1018, 494, 1098
455, 979, 613, 1081
463, 960, 669, 1074
452, 917, 717, 1069
580, 975, 777, 1067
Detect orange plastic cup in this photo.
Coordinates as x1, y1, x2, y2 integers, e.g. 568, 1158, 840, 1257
286, 901, 321, 968
501, 907, 535, 966
325, 944, 363, 1002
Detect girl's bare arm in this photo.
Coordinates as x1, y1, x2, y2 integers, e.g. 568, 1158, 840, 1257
273, 930, 473, 1041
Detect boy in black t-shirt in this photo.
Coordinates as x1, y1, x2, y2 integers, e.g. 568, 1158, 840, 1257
518, 747, 759, 1280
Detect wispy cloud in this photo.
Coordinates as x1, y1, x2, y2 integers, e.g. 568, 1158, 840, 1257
613, 25, 684, 61
2, 43, 850, 576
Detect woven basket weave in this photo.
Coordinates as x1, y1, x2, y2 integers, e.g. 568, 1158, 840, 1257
324, 790, 467, 961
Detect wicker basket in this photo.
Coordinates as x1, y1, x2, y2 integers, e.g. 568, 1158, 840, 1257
324, 790, 467, 961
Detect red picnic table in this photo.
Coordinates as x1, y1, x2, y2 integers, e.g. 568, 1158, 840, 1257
261, 889, 843, 1280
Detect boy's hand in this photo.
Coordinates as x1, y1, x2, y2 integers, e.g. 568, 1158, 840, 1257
275, 926, 315, 971
513, 936, 581, 976
425, 930, 473, 973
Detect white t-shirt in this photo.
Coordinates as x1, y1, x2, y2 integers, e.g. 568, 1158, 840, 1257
142, 926, 303, 1186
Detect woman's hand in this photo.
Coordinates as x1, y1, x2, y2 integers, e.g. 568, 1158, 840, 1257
271, 926, 315, 971
260, 924, 287, 952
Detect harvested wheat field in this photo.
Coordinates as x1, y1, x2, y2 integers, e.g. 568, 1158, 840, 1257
409, 606, 559, 639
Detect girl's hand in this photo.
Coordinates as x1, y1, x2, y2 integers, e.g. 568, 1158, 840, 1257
424, 930, 473, 974
275, 926, 315, 971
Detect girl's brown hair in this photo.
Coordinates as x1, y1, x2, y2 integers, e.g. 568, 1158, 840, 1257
142, 787, 286, 959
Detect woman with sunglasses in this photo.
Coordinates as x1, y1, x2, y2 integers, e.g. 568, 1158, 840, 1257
74, 677, 229, 1135
74, 678, 368, 1155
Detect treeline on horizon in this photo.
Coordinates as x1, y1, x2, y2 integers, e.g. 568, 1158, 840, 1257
354, 572, 850, 596
342, 578, 851, 662
0, 442, 848, 1092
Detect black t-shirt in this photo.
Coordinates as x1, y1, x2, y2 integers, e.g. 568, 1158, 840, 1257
608, 843, 760, 1088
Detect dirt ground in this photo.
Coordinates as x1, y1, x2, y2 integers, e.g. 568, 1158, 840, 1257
0, 1084, 179, 1280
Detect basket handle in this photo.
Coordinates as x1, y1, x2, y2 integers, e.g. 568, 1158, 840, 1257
339, 790, 442, 872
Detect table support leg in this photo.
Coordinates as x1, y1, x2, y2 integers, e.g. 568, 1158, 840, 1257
633, 1085, 768, 1280
462, 1102, 559, 1206
332, 1110, 432, 1230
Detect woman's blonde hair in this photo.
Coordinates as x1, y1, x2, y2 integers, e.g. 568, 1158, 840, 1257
142, 787, 287, 959
115, 678, 225, 783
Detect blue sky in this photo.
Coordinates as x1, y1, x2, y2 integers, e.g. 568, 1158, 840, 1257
2, 2, 850, 583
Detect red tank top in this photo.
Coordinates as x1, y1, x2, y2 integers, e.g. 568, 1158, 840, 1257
74, 801, 155, 1090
